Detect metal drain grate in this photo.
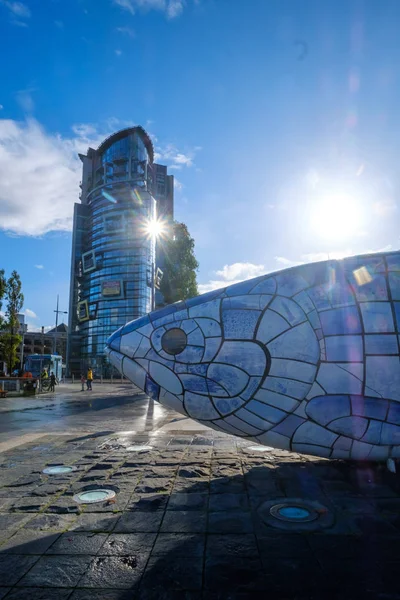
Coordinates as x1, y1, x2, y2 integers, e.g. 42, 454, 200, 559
73, 489, 116, 504
43, 466, 77, 475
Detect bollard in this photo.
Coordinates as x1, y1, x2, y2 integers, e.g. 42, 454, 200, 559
72, 374, 74, 384
16, 379, 20, 393
101, 374, 103, 384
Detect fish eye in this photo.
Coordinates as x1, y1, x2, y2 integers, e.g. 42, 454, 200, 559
161, 328, 188, 356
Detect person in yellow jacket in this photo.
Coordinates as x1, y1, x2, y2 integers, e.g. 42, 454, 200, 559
86, 368, 93, 391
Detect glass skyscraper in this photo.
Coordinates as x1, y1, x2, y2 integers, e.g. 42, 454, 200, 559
67, 126, 174, 376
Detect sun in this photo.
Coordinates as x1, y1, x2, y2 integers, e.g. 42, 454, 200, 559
144, 218, 165, 238
310, 192, 364, 240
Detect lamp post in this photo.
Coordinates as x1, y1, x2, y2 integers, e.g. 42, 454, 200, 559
53, 295, 67, 357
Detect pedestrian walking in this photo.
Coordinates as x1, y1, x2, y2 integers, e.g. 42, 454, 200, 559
86, 367, 93, 391
49, 371, 57, 393
80, 374, 86, 391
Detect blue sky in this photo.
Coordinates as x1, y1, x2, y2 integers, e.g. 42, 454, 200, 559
0, 0, 400, 330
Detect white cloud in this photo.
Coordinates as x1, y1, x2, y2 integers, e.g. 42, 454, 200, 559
274, 256, 296, 266
54, 20, 64, 28
173, 178, 183, 191
116, 26, 135, 37
24, 308, 37, 319
0, 105, 3, 110
115, 49, 123, 56
0, 118, 108, 236
154, 143, 198, 169
34, 264, 44, 269
113, 0, 135, 15
198, 262, 266, 294
1, 0, 30, 19
27, 324, 53, 333
113, 0, 187, 19
16, 89, 35, 112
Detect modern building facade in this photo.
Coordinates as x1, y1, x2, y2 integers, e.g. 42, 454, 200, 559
67, 126, 174, 376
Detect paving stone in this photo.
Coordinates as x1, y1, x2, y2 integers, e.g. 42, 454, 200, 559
46, 532, 108, 554
152, 533, 205, 557
204, 556, 267, 591
17, 554, 93, 587
0, 530, 60, 554
127, 493, 169, 511
5, 588, 72, 599
167, 493, 208, 511
0, 554, 39, 586
101, 533, 157, 555
80, 493, 131, 513
206, 533, 258, 557
173, 479, 209, 494
24, 513, 77, 532
135, 479, 172, 494
9, 497, 51, 512
257, 533, 312, 558
0, 589, 10, 600
45, 495, 83, 514
178, 466, 210, 478
69, 590, 134, 600
208, 511, 253, 534
140, 556, 203, 591
210, 477, 246, 494
30, 483, 70, 497
114, 511, 163, 533
208, 493, 249, 512
73, 513, 119, 532
161, 511, 207, 533
78, 554, 149, 589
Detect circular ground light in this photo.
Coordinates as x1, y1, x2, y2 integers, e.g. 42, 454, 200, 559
270, 503, 318, 523
73, 489, 116, 504
245, 445, 274, 452
42, 466, 77, 475
126, 445, 153, 452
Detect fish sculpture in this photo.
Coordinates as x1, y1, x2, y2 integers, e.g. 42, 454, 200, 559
106, 251, 400, 461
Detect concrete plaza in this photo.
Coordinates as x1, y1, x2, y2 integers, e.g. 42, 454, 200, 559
0, 384, 399, 598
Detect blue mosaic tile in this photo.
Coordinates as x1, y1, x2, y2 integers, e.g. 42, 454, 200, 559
360, 302, 394, 333
293, 291, 315, 314
273, 414, 306, 437
135, 336, 151, 358
320, 306, 362, 335
262, 377, 310, 400
256, 430, 291, 450
122, 357, 146, 389
107, 326, 123, 351
256, 310, 290, 344
202, 337, 221, 362
326, 282, 356, 308
245, 399, 287, 424
308, 310, 321, 330
389, 273, 400, 300
226, 278, 264, 297
306, 395, 351, 426
366, 356, 400, 401
365, 334, 398, 355
353, 275, 388, 302
186, 363, 208, 376
186, 289, 224, 307
225, 414, 263, 435
240, 376, 262, 400
187, 328, 205, 346
266, 321, 320, 363
222, 308, 261, 340
195, 317, 221, 338
145, 376, 160, 401
215, 341, 267, 376
350, 395, 388, 420
333, 436, 352, 451
180, 319, 198, 334
317, 363, 362, 394
207, 363, 249, 396
269, 296, 306, 326
174, 308, 189, 320
395, 303, 400, 329
213, 397, 245, 415
351, 441, 373, 460
189, 299, 221, 320
259, 295, 274, 309
150, 327, 165, 352
329, 416, 368, 439
325, 335, 363, 362
159, 389, 184, 413
206, 380, 229, 396
179, 374, 209, 395
149, 304, 177, 322
361, 421, 383, 444
293, 444, 331, 458
145, 348, 175, 369
307, 286, 331, 310
381, 422, 400, 445
254, 388, 299, 412
175, 345, 205, 364
184, 391, 220, 420
149, 361, 183, 395
234, 407, 274, 430
223, 295, 262, 310
152, 313, 175, 328
293, 421, 338, 447
275, 273, 308, 297
387, 401, 400, 425
250, 277, 277, 295
268, 358, 317, 383
122, 315, 150, 335
386, 253, 400, 271
136, 321, 155, 338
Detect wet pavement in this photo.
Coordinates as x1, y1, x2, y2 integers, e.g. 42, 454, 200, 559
0, 386, 400, 598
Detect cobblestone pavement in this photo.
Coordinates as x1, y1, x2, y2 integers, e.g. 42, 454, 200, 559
1, 410, 400, 598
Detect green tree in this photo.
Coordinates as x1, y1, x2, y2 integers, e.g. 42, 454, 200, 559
0, 269, 6, 332
159, 222, 199, 305
1, 271, 24, 371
